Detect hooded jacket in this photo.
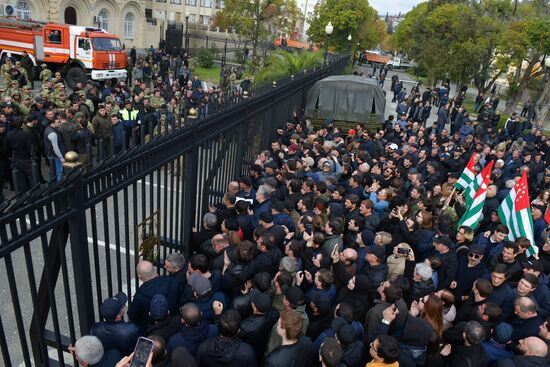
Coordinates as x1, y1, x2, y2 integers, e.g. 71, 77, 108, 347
197, 336, 258, 367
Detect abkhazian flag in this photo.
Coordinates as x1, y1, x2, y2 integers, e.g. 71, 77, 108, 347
457, 160, 494, 230
497, 171, 537, 257
455, 153, 476, 194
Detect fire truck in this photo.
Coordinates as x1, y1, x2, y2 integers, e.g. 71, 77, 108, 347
0, 17, 127, 88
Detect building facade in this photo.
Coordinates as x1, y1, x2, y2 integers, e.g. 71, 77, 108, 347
296, 0, 320, 41
0, 0, 228, 49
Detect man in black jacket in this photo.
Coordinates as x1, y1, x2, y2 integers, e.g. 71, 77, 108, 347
263, 310, 314, 367
197, 309, 257, 367
127, 261, 178, 330
433, 236, 458, 291
89, 292, 140, 355
238, 290, 279, 360
6, 118, 34, 192
496, 336, 549, 367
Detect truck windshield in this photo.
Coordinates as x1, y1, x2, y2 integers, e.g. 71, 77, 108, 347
91, 38, 122, 51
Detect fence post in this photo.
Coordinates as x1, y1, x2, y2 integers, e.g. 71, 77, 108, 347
64, 158, 96, 337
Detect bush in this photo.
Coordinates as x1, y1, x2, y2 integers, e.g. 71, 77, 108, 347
197, 49, 214, 68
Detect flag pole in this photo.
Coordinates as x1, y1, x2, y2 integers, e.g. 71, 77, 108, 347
442, 187, 456, 211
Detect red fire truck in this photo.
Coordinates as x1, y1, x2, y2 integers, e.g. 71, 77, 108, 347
0, 16, 127, 87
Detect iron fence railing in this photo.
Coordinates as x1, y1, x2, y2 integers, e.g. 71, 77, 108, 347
0, 55, 348, 366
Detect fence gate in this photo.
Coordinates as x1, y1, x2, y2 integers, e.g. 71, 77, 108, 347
166, 23, 184, 54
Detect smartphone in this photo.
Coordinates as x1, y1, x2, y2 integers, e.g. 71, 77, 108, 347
305, 224, 313, 235
397, 248, 410, 255
130, 337, 154, 367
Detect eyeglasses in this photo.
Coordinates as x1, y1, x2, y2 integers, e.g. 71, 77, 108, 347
468, 253, 482, 259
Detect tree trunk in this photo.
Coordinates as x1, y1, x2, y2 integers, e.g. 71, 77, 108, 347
504, 90, 523, 115
534, 73, 550, 124
504, 55, 542, 115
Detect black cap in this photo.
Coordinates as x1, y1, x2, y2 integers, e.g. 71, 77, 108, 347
283, 286, 305, 307
239, 176, 252, 186
525, 259, 544, 273
250, 290, 272, 313
272, 200, 285, 213
434, 236, 452, 248
259, 211, 273, 223
468, 243, 485, 255
366, 246, 386, 262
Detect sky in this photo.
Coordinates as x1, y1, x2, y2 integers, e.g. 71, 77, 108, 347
369, 0, 424, 16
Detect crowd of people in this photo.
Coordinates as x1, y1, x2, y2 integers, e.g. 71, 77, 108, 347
69, 80, 550, 367
1, 43, 550, 367
0, 46, 247, 202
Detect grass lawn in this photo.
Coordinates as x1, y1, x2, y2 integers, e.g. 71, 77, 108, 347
192, 66, 222, 83
192, 66, 255, 84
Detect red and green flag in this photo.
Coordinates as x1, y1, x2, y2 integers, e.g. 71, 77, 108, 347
457, 160, 494, 230
497, 171, 537, 257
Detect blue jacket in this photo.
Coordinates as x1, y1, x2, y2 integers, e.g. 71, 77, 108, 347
485, 280, 515, 322
252, 199, 272, 228
127, 275, 179, 330
190, 291, 227, 324
482, 339, 512, 366
454, 256, 489, 299
533, 273, 550, 318
89, 320, 140, 355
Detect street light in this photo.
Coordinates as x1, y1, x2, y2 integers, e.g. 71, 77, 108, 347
347, 34, 352, 51
185, 10, 190, 54
324, 21, 333, 66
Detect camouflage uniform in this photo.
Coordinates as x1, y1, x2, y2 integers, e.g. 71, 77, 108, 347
21, 85, 33, 101
39, 64, 52, 82
150, 93, 165, 109
6, 80, 20, 98
1, 60, 12, 83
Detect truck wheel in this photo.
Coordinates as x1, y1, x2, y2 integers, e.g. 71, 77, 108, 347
65, 67, 86, 89
387, 64, 394, 70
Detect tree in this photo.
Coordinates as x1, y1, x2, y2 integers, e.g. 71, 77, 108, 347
306, 0, 383, 52
214, 0, 301, 66
503, 17, 550, 119
253, 49, 323, 84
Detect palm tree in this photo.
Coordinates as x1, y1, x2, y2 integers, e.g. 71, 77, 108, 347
253, 49, 323, 84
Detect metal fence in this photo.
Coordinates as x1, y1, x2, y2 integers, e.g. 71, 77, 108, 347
0, 55, 348, 366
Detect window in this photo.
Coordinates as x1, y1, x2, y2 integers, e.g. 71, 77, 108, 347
46, 29, 62, 44
201, 15, 210, 25
175, 12, 182, 22
97, 9, 108, 30
186, 0, 197, 5
171, 0, 182, 3
188, 14, 196, 23
91, 37, 122, 51
78, 38, 90, 50
15, 1, 31, 20
124, 13, 135, 38
202, 0, 212, 7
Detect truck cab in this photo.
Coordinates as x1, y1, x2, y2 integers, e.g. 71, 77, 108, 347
67, 27, 126, 87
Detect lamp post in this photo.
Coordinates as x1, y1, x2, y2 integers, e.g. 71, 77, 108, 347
347, 34, 352, 52
324, 21, 333, 66
184, 11, 190, 54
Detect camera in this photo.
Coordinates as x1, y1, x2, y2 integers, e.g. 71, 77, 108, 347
397, 248, 410, 255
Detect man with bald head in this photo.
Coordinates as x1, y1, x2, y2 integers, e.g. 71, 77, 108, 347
496, 336, 549, 366
511, 297, 544, 345
127, 260, 179, 330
